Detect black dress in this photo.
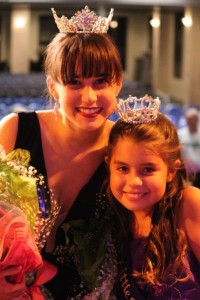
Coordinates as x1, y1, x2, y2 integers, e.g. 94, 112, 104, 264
14, 112, 117, 299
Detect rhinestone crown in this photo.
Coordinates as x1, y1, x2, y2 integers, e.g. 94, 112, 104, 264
51, 6, 114, 33
116, 95, 160, 124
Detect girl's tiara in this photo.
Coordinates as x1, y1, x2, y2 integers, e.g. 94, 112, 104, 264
116, 95, 160, 124
51, 6, 114, 33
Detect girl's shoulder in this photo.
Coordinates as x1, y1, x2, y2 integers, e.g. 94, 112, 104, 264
181, 185, 200, 219
182, 185, 200, 203
180, 185, 200, 262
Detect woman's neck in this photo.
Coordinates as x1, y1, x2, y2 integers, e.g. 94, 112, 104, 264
58, 119, 113, 149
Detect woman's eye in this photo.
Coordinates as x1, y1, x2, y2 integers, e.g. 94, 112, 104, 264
67, 79, 81, 86
95, 78, 108, 86
96, 78, 106, 83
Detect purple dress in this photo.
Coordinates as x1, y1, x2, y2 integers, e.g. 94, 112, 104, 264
130, 238, 200, 300
117, 238, 200, 299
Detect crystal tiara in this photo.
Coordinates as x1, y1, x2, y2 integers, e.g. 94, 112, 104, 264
51, 6, 114, 33
116, 95, 160, 124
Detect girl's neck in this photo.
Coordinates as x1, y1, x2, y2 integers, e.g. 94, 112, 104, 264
132, 212, 152, 239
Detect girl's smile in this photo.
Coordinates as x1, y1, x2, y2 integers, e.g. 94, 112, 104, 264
123, 191, 148, 202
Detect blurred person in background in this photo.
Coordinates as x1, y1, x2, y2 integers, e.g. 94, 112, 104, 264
178, 107, 200, 188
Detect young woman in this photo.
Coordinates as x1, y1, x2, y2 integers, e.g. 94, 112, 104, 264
106, 105, 200, 299
0, 6, 123, 299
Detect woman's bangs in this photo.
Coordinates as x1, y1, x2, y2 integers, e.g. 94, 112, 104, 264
62, 44, 115, 83
80, 43, 114, 80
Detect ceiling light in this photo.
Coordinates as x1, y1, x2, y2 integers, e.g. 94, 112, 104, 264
150, 18, 160, 28
14, 17, 26, 28
181, 16, 192, 27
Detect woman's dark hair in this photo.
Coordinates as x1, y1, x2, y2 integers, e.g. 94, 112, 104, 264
44, 32, 123, 85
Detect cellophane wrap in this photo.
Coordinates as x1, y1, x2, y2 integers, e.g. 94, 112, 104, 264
0, 147, 60, 292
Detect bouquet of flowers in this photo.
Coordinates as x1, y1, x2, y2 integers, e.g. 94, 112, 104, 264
0, 147, 60, 299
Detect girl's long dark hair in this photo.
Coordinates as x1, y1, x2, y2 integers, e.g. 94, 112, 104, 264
106, 113, 190, 287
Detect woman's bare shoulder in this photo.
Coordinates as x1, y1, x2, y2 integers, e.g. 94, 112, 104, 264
0, 113, 19, 152
37, 109, 57, 122
0, 112, 18, 125
0, 110, 53, 152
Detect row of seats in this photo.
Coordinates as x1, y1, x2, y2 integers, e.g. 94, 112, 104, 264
0, 72, 46, 97
1, 96, 198, 128
0, 96, 50, 119
0, 72, 198, 127
0, 73, 156, 120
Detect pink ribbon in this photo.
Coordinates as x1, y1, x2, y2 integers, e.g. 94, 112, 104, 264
27, 260, 57, 300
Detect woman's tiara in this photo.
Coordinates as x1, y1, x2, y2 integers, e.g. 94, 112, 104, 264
51, 6, 114, 33
116, 95, 160, 124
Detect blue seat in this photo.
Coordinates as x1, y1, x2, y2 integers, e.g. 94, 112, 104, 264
163, 103, 182, 127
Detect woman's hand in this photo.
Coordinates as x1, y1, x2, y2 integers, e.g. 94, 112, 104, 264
0, 266, 27, 299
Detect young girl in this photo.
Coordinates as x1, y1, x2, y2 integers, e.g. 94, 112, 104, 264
106, 97, 200, 299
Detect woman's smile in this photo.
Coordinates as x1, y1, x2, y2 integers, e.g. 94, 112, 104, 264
76, 107, 102, 117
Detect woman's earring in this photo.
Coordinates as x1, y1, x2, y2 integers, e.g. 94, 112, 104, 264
54, 100, 60, 121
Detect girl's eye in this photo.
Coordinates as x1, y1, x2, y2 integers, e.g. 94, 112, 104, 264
142, 167, 155, 174
117, 166, 129, 173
